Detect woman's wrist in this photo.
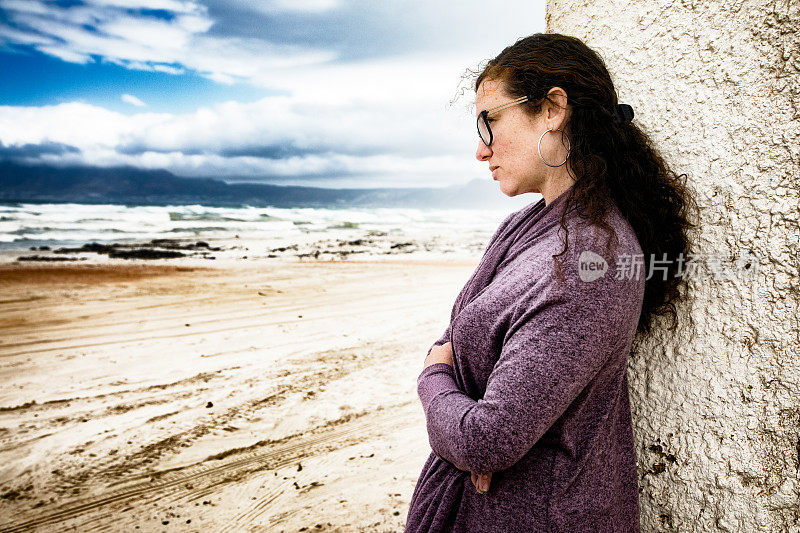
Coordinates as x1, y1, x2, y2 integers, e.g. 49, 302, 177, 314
417, 362, 458, 412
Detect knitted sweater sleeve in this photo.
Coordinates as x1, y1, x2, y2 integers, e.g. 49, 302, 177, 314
417, 279, 622, 476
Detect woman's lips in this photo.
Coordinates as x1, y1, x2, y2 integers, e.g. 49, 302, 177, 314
490, 166, 499, 179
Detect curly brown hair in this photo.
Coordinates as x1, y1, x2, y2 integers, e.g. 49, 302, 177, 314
475, 33, 699, 335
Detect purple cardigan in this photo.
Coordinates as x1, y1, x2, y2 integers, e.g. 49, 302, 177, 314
405, 185, 645, 532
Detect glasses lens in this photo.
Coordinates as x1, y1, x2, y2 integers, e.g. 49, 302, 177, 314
477, 113, 491, 146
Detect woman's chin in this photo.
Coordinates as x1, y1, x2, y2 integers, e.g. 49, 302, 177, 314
498, 183, 518, 197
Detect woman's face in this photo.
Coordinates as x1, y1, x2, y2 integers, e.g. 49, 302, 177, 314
474, 79, 565, 197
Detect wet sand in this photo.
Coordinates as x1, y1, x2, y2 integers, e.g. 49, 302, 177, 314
0, 256, 477, 531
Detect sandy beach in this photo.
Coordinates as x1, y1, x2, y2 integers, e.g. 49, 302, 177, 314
0, 248, 478, 531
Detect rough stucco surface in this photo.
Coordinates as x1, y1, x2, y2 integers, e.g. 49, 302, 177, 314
546, 1, 799, 531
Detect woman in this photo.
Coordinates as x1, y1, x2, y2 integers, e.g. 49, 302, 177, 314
405, 34, 697, 532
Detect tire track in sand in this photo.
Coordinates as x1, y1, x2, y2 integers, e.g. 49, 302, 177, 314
0, 403, 416, 533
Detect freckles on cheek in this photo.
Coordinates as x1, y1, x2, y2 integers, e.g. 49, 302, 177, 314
505, 136, 525, 160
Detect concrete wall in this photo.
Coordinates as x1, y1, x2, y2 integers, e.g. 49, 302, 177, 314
546, 1, 799, 531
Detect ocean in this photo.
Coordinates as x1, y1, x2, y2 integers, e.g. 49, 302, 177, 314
0, 201, 522, 252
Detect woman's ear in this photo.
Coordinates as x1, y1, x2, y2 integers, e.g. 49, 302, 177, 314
544, 87, 569, 129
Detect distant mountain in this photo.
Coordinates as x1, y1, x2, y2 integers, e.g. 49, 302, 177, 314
0, 162, 534, 209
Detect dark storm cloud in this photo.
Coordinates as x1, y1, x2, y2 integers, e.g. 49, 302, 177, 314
117, 141, 386, 159
0, 140, 80, 159
217, 144, 386, 158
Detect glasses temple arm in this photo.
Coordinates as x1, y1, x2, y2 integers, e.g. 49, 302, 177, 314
485, 95, 529, 115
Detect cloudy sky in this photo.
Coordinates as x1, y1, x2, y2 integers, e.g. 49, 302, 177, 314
0, 0, 545, 188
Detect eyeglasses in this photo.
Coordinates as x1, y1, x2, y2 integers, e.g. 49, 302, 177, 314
477, 95, 529, 146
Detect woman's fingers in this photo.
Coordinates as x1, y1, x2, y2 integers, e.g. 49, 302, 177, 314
455, 462, 491, 494
472, 473, 491, 494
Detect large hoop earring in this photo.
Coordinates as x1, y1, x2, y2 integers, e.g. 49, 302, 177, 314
538, 128, 571, 167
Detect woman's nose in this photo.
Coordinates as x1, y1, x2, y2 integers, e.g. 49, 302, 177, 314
476, 141, 492, 161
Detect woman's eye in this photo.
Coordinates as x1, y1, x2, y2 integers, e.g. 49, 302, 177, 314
486, 118, 495, 123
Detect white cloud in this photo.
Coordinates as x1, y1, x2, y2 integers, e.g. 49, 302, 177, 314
0, 1, 545, 89
36, 45, 92, 64
117, 95, 469, 157
0, 94, 487, 187
82, 0, 202, 13
150, 63, 185, 74
100, 16, 198, 51
0, 21, 54, 46
0, 102, 167, 148
0, 1, 546, 187
121, 94, 147, 107
0, 0, 338, 84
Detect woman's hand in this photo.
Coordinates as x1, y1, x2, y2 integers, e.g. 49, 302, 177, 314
423, 341, 453, 368
471, 472, 492, 494
452, 463, 492, 494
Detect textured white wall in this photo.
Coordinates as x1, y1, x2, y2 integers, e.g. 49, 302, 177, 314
546, 1, 799, 531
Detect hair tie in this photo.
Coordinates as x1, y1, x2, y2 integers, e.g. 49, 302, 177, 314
613, 103, 634, 123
